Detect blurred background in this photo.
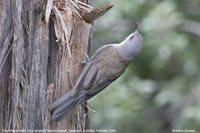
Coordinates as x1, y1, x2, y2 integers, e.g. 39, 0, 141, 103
89, 0, 200, 132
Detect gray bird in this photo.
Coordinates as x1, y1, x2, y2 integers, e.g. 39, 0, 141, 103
49, 25, 144, 122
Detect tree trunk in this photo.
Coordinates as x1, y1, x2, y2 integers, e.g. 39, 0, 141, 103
0, 0, 112, 132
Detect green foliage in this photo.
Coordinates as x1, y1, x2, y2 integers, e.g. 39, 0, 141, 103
90, 0, 200, 132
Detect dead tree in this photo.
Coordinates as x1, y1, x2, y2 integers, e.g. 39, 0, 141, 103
0, 0, 112, 131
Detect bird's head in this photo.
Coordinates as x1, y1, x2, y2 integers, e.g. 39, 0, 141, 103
119, 24, 144, 59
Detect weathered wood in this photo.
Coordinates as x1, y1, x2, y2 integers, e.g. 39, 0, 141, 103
0, 0, 112, 132
81, 4, 113, 23
46, 3, 92, 129
0, 0, 13, 131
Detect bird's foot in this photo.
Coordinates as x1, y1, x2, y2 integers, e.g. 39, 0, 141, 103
81, 55, 89, 64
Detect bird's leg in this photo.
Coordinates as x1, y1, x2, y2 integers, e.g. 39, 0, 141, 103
81, 55, 89, 64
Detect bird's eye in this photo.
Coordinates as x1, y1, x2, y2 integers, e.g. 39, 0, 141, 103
130, 35, 135, 40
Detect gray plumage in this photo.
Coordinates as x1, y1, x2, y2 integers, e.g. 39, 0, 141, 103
49, 27, 143, 122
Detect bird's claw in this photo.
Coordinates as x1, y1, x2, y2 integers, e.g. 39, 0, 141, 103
81, 55, 89, 64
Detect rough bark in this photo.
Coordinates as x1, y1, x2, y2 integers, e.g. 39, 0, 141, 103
0, 0, 112, 132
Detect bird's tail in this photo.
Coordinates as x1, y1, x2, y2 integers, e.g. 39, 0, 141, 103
49, 90, 79, 122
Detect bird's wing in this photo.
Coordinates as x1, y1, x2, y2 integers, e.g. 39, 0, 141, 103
71, 44, 129, 97
79, 66, 126, 103
71, 45, 112, 96
84, 62, 127, 97
85, 78, 115, 97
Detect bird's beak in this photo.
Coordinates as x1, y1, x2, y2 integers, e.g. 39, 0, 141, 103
133, 23, 139, 33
